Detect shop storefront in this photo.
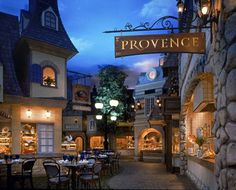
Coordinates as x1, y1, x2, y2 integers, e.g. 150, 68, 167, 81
0, 95, 66, 155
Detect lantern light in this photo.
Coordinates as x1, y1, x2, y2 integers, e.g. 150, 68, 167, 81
177, 0, 184, 13
110, 116, 117, 121
95, 103, 103, 109
26, 109, 32, 118
96, 115, 103, 120
109, 99, 119, 107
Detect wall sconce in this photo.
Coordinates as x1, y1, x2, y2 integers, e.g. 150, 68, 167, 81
45, 110, 51, 118
177, 0, 184, 13
136, 100, 142, 109
26, 109, 32, 118
177, 0, 219, 26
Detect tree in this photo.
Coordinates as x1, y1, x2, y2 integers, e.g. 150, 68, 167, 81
95, 65, 132, 149
96, 65, 128, 118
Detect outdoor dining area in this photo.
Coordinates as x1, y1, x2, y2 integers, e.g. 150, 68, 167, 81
0, 150, 121, 189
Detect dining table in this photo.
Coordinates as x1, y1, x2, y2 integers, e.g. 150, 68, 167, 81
57, 159, 89, 190
0, 158, 24, 189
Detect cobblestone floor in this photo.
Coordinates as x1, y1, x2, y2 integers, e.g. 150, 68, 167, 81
0, 159, 197, 190
107, 160, 198, 190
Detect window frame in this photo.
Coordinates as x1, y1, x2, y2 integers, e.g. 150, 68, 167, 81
42, 66, 57, 88
37, 124, 54, 154
44, 11, 57, 30
144, 96, 155, 116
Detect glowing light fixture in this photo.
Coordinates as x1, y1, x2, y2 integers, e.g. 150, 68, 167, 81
45, 110, 51, 118
96, 115, 103, 120
109, 99, 119, 107
110, 116, 117, 121
95, 103, 103, 109
177, 0, 184, 13
26, 109, 32, 118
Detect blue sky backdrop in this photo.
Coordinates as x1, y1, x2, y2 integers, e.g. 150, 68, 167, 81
0, 0, 177, 87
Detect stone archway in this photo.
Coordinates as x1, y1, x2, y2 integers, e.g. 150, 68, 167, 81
138, 127, 165, 162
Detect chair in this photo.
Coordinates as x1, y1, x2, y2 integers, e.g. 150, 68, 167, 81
111, 152, 121, 173
12, 158, 36, 189
79, 162, 102, 189
43, 161, 70, 189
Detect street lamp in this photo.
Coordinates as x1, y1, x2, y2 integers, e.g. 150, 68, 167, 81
95, 99, 119, 150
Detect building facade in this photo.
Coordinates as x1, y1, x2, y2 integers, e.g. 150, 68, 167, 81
179, 0, 236, 189
0, 0, 77, 155
133, 67, 166, 162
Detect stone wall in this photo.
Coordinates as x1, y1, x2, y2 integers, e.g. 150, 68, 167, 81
179, 0, 236, 189
212, 1, 236, 189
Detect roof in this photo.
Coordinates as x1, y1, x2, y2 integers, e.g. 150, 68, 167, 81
0, 12, 22, 95
21, 0, 78, 56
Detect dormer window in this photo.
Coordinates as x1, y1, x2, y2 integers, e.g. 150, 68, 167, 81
42, 7, 58, 30
45, 11, 56, 29
42, 66, 56, 87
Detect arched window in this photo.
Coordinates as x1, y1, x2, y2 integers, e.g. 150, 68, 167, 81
44, 11, 56, 29
42, 66, 56, 87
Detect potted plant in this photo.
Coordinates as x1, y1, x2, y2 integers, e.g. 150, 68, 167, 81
195, 136, 205, 158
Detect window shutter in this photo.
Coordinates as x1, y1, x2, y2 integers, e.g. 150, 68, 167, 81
30, 64, 42, 83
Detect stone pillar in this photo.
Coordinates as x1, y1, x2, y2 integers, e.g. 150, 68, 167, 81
134, 132, 139, 161
54, 108, 62, 153
11, 105, 21, 154
179, 117, 187, 175
213, 1, 236, 189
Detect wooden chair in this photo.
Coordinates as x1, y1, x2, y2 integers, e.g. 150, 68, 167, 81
12, 158, 36, 189
79, 162, 102, 189
43, 161, 70, 189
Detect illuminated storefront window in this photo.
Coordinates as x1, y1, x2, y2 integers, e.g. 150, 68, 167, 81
90, 136, 104, 149
116, 136, 134, 149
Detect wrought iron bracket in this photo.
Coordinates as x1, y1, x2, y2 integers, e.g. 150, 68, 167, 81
103, 15, 211, 34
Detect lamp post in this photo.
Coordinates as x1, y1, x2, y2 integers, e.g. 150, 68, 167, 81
95, 99, 119, 150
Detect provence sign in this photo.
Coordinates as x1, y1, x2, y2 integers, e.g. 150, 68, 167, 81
115, 32, 205, 57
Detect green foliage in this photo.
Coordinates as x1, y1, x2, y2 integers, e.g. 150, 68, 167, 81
95, 65, 129, 120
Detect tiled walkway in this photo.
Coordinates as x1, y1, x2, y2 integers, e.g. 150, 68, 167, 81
107, 160, 198, 190
0, 159, 198, 189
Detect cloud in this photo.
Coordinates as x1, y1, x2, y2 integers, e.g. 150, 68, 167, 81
70, 37, 94, 52
140, 0, 176, 20
132, 58, 159, 72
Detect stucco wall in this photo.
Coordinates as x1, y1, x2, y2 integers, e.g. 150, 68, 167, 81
30, 50, 67, 98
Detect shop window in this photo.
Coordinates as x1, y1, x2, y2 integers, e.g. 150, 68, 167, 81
116, 136, 134, 150
37, 124, 54, 154
145, 97, 154, 116
21, 123, 37, 154
44, 11, 56, 29
42, 66, 56, 87
90, 136, 104, 149
142, 131, 162, 151
186, 98, 215, 161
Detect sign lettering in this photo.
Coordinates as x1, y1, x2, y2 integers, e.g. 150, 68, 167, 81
115, 33, 205, 57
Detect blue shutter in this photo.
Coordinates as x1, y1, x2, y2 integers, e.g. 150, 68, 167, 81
30, 64, 42, 83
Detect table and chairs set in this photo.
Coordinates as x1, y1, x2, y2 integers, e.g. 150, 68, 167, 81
0, 150, 121, 189
0, 154, 36, 189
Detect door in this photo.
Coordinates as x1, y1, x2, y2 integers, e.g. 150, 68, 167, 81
37, 124, 54, 154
